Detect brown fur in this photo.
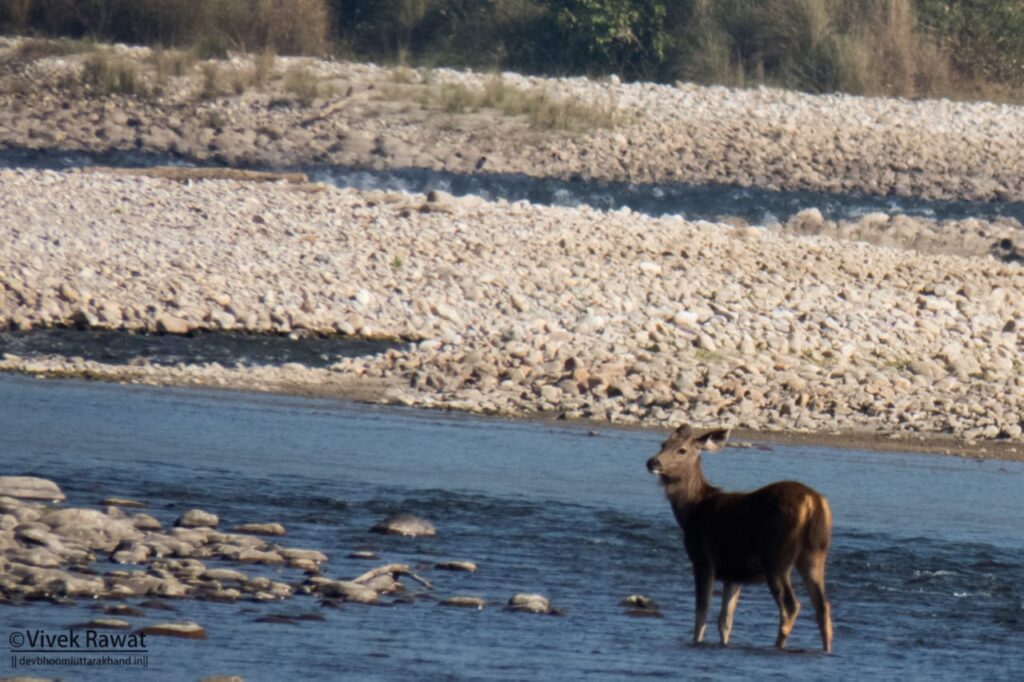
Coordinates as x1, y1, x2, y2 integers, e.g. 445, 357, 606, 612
647, 424, 833, 652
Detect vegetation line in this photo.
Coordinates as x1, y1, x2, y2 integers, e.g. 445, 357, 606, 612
3, 1, 1024, 101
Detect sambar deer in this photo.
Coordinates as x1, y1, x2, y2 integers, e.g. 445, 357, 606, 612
647, 424, 833, 652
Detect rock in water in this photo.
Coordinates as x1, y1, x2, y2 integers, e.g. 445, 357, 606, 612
137, 621, 207, 639
370, 514, 436, 537
231, 522, 286, 536
435, 561, 477, 573
506, 593, 555, 615
0, 476, 65, 501
316, 580, 379, 604
439, 596, 486, 609
40, 508, 142, 552
175, 509, 220, 528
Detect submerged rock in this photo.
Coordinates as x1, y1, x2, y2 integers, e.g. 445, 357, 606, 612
314, 579, 379, 604
70, 618, 131, 630
370, 514, 436, 537
101, 497, 147, 508
619, 594, 663, 618
435, 560, 478, 573
506, 593, 562, 616
439, 596, 486, 609
231, 522, 286, 536
137, 621, 207, 639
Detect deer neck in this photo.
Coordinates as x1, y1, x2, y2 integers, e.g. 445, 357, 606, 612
662, 465, 719, 524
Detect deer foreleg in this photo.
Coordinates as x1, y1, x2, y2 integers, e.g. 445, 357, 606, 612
718, 582, 741, 645
692, 565, 714, 644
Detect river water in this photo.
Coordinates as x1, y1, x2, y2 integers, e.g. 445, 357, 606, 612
1, 374, 1021, 680
0, 328, 401, 369
3, 147, 1024, 224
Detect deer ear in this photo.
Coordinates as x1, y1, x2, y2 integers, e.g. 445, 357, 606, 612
696, 428, 730, 452
673, 424, 694, 441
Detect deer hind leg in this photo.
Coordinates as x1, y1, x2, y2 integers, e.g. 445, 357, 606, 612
717, 582, 741, 645
798, 552, 833, 653
692, 565, 715, 645
767, 570, 800, 650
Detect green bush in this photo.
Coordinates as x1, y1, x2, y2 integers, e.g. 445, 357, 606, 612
548, 0, 667, 77
917, 0, 1024, 85
664, 0, 951, 96
1, 0, 1022, 100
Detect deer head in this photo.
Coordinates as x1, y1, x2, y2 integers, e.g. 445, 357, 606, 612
646, 424, 729, 485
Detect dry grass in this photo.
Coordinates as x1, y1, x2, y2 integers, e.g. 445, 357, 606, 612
198, 62, 225, 100
398, 75, 621, 131
80, 50, 147, 97
150, 48, 197, 81
676, 0, 953, 98
251, 51, 276, 90
10, 36, 95, 61
282, 63, 335, 101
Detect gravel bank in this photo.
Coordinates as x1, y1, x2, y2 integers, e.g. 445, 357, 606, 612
5, 38, 1024, 203
2, 167, 1023, 451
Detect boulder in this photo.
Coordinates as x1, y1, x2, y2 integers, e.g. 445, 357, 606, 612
174, 509, 219, 529
40, 508, 142, 552
0, 477, 65, 502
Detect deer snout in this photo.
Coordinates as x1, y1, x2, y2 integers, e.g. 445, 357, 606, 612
646, 456, 662, 475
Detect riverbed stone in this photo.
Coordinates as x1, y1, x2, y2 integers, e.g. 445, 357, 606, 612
175, 509, 219, 529
315, 579, 379, 604
0, 477, 65, 502
40, 508, 142, 552
435, 561, 477, 573
231, 522, 286, 536
137, 621, 207, 639
439, 596, 486, 609
155, 314, 190, 335
370, 514, 436, 537
506, 593, 554, 615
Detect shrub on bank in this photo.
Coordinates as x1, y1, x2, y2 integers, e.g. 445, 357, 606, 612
0, 0, 330, 56
2, 0, 1024, 100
